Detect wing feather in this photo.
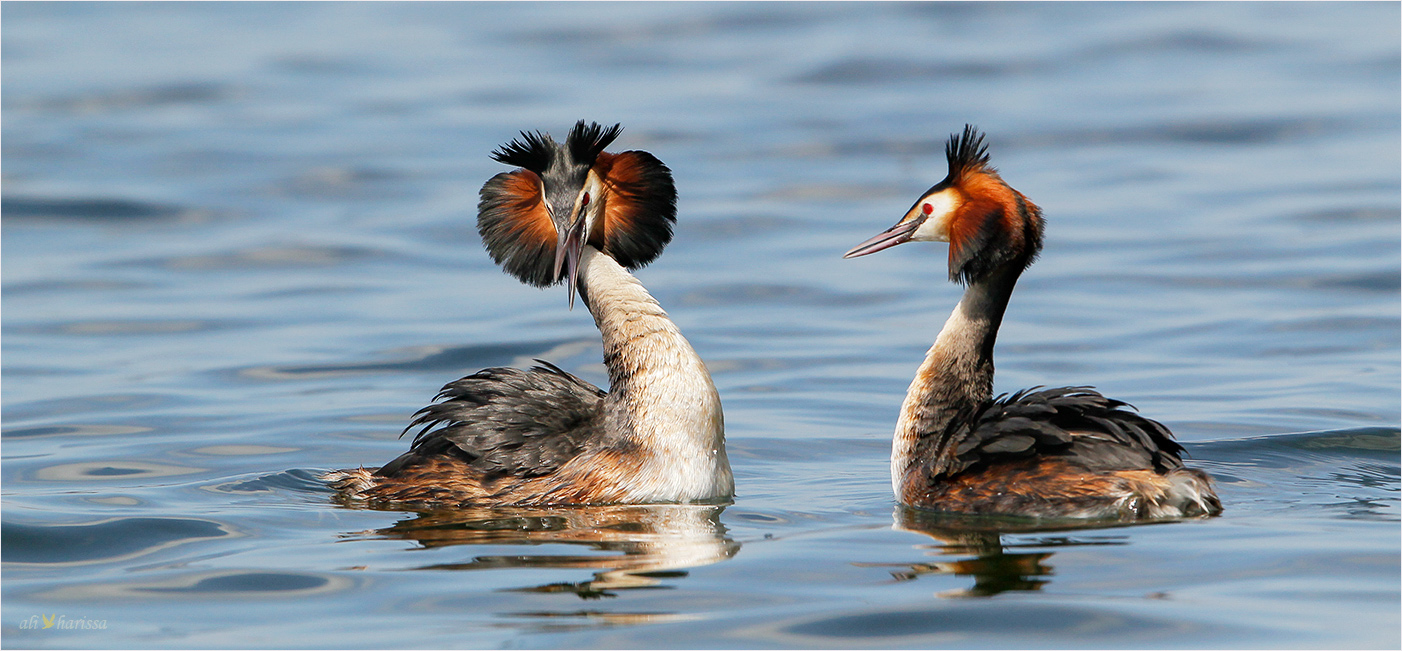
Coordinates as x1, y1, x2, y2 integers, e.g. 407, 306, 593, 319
375, 361, 606, 480
923, 386, 1186, 482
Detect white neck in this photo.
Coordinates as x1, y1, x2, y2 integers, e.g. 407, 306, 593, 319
891, 286, 1000, 497
579, 246, 733, 502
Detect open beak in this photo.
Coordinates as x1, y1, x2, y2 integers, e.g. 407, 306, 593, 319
843, 216, 923, 259
552, 213, 588, 310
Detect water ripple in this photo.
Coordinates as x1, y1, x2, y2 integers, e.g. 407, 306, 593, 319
240, 339, 578, 380
37, 570, 353, 600
127, 245, 386, 271
9, 81, 230, 113
32, 461, 204, 482
2, 517, 229, 565
1, 196, 210, 223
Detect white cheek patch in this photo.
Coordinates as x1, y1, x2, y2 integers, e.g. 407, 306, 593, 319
909, 191, 960, 242
581, 179, 605, 232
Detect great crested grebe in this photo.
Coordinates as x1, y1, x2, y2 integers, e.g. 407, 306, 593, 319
327, 121, 732, 506
844, 125, 1221, 520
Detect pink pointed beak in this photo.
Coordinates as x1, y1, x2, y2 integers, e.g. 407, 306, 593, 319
552, 215, 588, 310
843, 217, 923, 258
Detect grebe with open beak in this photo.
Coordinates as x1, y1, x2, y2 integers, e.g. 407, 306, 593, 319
327, 121, 731, 506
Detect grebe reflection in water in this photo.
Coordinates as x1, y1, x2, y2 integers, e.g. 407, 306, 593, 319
342, 503, 738, 601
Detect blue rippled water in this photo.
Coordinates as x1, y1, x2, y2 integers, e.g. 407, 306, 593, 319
3, 3, 1398, 648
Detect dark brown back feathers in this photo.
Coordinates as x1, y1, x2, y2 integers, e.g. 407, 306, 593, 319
915, 386, 1187, 485
376, 361, 607, 481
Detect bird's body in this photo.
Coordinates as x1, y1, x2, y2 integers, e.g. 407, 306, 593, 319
327, 122, 731, 507
846, 126, 1220, 520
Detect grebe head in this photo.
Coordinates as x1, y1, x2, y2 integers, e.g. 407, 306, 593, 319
844, 125, 1044, 285
478, 120, 677, 307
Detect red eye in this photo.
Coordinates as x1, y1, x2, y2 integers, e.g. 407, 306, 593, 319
922, 203, 933, 215
581, 192, 591, 207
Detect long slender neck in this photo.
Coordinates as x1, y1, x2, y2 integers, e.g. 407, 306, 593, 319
576, 246, 732, 500
891, 265, 1022, 493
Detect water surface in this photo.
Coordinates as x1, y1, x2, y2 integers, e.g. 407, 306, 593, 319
3, 3, 1398, 648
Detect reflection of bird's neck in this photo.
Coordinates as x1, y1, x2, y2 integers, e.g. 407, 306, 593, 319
892, 265, 1022, 493
577, 246, 732, 501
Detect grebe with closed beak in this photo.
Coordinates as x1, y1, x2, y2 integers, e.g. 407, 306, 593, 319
845, 125, 1220, 520
327, 121, 732, 506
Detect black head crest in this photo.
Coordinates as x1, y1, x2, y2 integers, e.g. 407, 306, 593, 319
567, 121, 623, 168
490, 130, 553, 173
946, 124, 992, 181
